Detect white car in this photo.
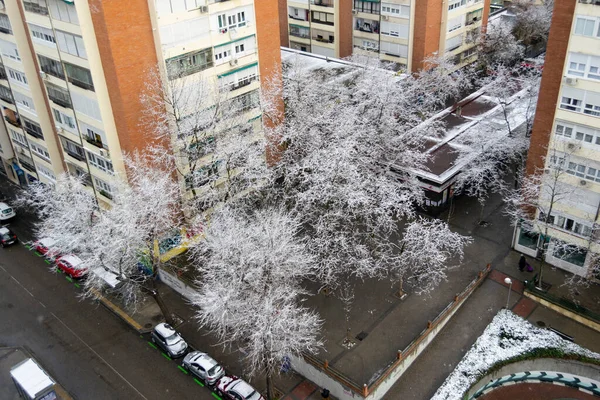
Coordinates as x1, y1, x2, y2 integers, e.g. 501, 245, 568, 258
0, 202, 15, 221
217, 375, 265, 400
150, 323, 188, 358
181, 351, 225, 385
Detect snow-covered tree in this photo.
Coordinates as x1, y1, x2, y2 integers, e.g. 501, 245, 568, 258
19, 174, 98, 260
141, 66, 266, 216
478, 20, 524, 69
504, 146, 581, 287
190, 207, 322, 400
391, 218, 473, 297
511, 0, 554, 51
80, 152, 182, 322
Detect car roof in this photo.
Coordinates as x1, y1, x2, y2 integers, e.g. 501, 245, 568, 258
190, 353, 218, 369
155, 322, 177, 337
37, 238, 56, 247
0, 227, 10, 235
60, 255, 83, 266
0, 202, 10, 209
231, 380, 256, 398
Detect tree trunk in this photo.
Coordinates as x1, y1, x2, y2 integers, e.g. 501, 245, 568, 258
266, 371, 274, 400
398, 276, 405, 298
150, 280, 175, 326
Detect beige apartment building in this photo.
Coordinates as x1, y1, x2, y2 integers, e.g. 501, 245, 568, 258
282, 0, 490, 72
0, 0, 280, 207
516, 0, 600, 278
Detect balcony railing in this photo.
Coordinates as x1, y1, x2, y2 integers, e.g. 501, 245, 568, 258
65, 150, 85, 162
84, 136, 104, 149
41, 65, 65, 80
23, 1, 49, 15
313, 35, 335, 43
98, 190, 113, 200
49, 95, 72, 109
0, 93, 12, 104
290, 31, 310, 38
18, 159, 36, 173
0, 26, 11, 35
67, 77, 94, 91
24, 126, 44, 140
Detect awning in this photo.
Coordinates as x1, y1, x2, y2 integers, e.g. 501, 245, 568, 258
217, 62, 258, 78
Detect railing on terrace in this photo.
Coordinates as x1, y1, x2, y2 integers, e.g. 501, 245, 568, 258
525, 280, 600, 324
23, 1, 48, 15
299, 264, 492, 398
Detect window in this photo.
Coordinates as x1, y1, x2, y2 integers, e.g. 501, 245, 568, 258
567, 53, 600, 80
10, 128, 28, 147
0, 14, 12, 34
0, 39, 20, 61
23, 0, 49, 16
219, 64, 258, 91
290, 25, 310, 38
574, 16, 596, 37
53, 108, 76, 130
381, 21, 409, 38
7, 68, 28, 86
29, 24, 55, 46
447, 15, 464, 32
0, 84, 12, 103
235, 43, 245, 54
70, 91, 101, 121
45, 82, 72, 108
217, 9, 247, 32
47, 0, 79, 24
23, 117, 43, 139
381, 3, 410, 17
552, 242, 587, 267
311, 11, 334, 25
93, 176, 113, 195
55, 30, 87, 59
38, 55, 64, 79
63, 62, 94, 91
584, 91, 600, 117
80, 122, 106, 149
37, 164, 55, 181
30, 142, 50, 161
567, 161, 586, 177
380, 41, 408, 57
155, 0, 202, 14
14, 92, 36, 114
354, 0, 381, 14
214, 48, 231, 62
86, 150, 114, 174
63, 139, 84, 159
448, 0, 467, 11
166, 47, 213, 79
445, 34, 463, 52
560, 87, 584, 112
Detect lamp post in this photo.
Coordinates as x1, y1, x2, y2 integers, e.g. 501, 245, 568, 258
504, 277, 513, 310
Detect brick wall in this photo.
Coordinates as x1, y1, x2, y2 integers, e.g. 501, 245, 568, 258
278, 0, 289, 47
412, 0, 443, 72
525, 0, 577, 178
337, 0, 353, 58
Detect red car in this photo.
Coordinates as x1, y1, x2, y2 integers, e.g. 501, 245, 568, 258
216, 375, 265, 400
55, 255, 87, 278
34, 237, 59, 260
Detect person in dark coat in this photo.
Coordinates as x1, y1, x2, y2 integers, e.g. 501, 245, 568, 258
519, 254, 526, 272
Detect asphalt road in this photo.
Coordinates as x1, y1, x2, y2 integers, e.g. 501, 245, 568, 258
0, 180, 214, 400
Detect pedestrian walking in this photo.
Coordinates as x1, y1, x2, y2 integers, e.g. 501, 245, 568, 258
518, 254, 526, 272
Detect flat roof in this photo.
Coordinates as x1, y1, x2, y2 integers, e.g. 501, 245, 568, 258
10, 358, 54, 398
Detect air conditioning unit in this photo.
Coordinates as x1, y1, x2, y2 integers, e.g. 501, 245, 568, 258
55, 125, 63, 133
99, 149, 107, 157
567, 142, 580, 150
352, 9, 357, 14
382, 15, 389, 21
199, 5, 208, 13
565, 77, 578, 85
39, 71, 47, 80
229, 58, 238, 66
580, 179, 587, 186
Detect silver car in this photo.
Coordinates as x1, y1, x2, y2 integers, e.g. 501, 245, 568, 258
181, 351, 225, 385
151, 323, 188, 358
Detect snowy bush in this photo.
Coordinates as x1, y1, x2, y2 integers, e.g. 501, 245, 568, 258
432, 310, 600, 400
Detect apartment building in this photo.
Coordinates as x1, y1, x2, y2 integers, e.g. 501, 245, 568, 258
283, 0, 490, 72
0, 0, 280, 207
515, 0, 600, 278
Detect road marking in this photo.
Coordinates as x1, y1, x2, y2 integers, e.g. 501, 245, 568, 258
39, 302, 46, 308
65, 276, 73, 283
34, 252, 42, 257
211, 393, 222, 400
178, 365, 189, 374
148, 342, 157, 349
11, 276, 34, 297
74, 283, 80, 289
44, 259, 51, 265
50, 312, 149, 400
194, 378, 205, 387
162, 352, 172, 361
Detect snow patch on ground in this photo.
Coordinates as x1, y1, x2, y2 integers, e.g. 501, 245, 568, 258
431, 309, 600, 400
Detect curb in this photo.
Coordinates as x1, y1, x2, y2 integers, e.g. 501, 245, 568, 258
90, 288, 152, 334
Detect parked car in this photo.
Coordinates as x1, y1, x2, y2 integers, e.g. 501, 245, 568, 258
181, 351, 225, 386
216, 376, 265, 400
34, 237, 59, 260
150, 323, 188, 358
0, 226, 17, 247
0, 202, 15, 221
55, 255, 87, 278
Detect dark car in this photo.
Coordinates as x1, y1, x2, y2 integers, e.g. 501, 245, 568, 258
0, 226, 17, 247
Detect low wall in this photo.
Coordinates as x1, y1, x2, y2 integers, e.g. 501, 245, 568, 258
158, 268, 196, 301
524, 291, 600, 333
466, 358, 600, 398
290, 264, 492, 400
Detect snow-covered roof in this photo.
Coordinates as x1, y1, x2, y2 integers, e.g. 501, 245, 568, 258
155, 322, 176, 337
91, 267, 120, 288
0, 227, 9, 235
432, 310, 600, 400
60, 254, 83, 267
36, 237, 56, 248
10, 358, 55, 398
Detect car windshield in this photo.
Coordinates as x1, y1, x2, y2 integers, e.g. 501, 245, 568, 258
2, 208, 12, 214
0, 233, 10, 240
164, 333, 182, 345
207, 365, 222, 376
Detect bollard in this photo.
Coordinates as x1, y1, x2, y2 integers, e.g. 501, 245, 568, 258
321, 388, 330, 399
363, 384, 369, 396
427, 321, 433, 329
324, 359, 329, 369
397, 350, 402, 360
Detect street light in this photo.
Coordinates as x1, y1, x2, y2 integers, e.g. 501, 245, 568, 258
504, 277, 513, 310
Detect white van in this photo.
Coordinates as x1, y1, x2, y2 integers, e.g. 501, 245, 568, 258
0, 202, 15, 221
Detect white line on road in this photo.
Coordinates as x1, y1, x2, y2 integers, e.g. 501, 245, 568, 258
11, 276, 35, 297
50, 312, 149, 400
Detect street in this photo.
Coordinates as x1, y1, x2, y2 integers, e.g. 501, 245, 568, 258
0, 182, 215, 400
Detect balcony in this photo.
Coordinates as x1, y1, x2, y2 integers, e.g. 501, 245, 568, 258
0, 92, 12, 104
312, 34, 335, 44
4, 115, 20, 128
67, 77, 94, 91
313, 0, 334, 7
49, 95, 72, 109
98, 190, 113, 200
0, 26, 11, 35
24, 125, 44, 140
23, 1, 49, 15
40, 65, 65, 81
18, 158, 36, 173
84, 136, 104, 149
65, 149, 85, 162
